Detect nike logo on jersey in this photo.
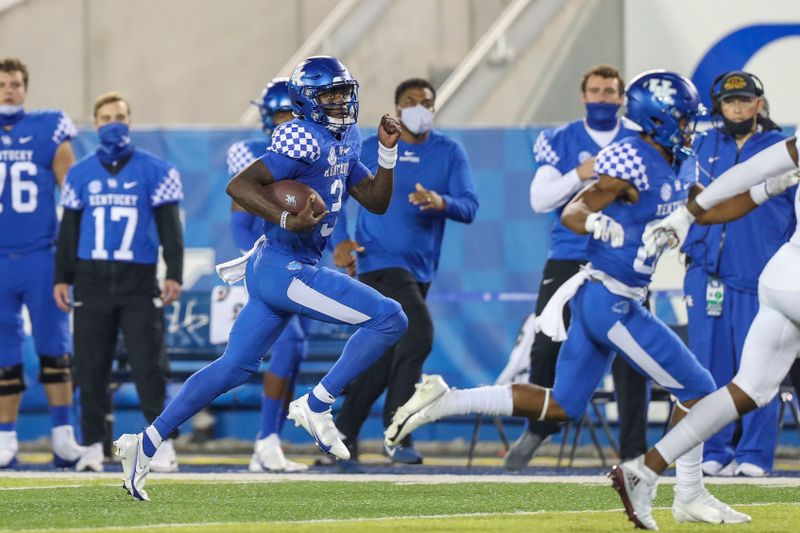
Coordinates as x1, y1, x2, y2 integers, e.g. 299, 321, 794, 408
123, 181, 138, 189
708, 156, 720, 163
19, 136, 33, 144
399, 150, 420, 163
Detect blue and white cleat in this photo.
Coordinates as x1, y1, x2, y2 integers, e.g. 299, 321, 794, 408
113, 433, 151, 502
287, 394, 350, 460
384, 374, 449, 449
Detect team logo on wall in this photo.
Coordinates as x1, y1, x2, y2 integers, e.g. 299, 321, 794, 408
328, 146, 337, 166
660, 183, 672, 202
88, 180, 102, 194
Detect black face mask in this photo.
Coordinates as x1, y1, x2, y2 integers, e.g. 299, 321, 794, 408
722, 116, 755, 137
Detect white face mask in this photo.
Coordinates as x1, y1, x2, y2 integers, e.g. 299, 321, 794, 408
0, 104, 23, 116
400, 104, 434, 135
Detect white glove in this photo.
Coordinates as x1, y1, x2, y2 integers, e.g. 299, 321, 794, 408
642, 205, 695, 257
585, 212, 625, 248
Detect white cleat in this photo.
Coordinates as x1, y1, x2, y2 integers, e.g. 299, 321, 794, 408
113, 433, 151, 501
701, 459, 724, 476
52, 425, 86, 468
75, 442, 104, 472
608, 456, 659, 530
718, 459, 739, 477
150, 439, 179, 473
736, 462, 767, 478
384, 374, 449, 448
287, 394, 349, 460
0, 431, 18, 468
672, 486, 751, 524
249, 434, 308, 473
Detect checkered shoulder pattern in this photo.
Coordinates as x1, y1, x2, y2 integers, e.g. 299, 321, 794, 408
268, 122, 320, 162
52, 111, 78, 144
594, 142, 649, 191
533, 131, 559, 166
60, 180, 83, 210
151, 167, 184, 206
226, 141, 256, 177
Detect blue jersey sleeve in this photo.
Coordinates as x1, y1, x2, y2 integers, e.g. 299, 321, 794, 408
441, 140, 479, 223
51, 110, 77, 146
60, 170, 84, 211
150, 165, 184, 206
533, 128, 569, 174
259, 121, 320, 180
226, 141, 258, 177
347, 160, 371, 188
594, 141, 650, 191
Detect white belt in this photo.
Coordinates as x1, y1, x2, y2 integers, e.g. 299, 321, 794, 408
215, 235, 266, 284
538, 264, 647, 342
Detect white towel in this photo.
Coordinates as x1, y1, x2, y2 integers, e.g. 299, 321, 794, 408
537, 269, 590, 342
215, 235, 266, 284
495, 313, 538, 386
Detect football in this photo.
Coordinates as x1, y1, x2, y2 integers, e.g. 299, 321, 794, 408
262, 180, 326, 216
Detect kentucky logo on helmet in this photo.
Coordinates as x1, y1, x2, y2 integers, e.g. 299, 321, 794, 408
646, 79, 677, 105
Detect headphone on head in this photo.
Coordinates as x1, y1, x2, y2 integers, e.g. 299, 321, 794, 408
709, 71, 765, 116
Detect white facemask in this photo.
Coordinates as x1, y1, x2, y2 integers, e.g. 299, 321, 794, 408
400, 105, 434, 135
0, 104, 23, 116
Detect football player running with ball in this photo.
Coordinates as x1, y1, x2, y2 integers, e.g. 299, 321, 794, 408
610, 134, 800, 529
385, 71, 767, 527
114, 56, 407, 501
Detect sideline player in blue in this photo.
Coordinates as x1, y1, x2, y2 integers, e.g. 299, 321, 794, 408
681, 71, 792, 477
0, 58, 85, 468
226, 78, 308, 473
114, 56, 408, 501
386, 71, 749, 526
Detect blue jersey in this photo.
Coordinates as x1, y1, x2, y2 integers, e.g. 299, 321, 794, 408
591, 136, 696, 287
61, 149, 183, 264
354, 131, 478, 283
533, 119, 638, 261
257, 119, 369, 264
0, 109, 76, 254
227, 138, 269, 248
682, 128, 794, 292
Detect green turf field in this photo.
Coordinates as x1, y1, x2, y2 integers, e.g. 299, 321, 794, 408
2, 476, 799, 532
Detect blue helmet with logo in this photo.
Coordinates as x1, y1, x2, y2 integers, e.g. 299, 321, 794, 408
625, 70, 705, 160
254, 77, 293, 135
287, 56, 359, 135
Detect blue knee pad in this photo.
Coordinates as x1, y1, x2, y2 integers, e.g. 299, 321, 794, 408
368, 298, 408, 343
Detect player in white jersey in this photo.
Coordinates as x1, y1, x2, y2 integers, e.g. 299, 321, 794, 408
611, 137, 800, 529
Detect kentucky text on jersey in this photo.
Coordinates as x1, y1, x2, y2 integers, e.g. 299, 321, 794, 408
88, 193, 138, 207
0, 110, 77, 254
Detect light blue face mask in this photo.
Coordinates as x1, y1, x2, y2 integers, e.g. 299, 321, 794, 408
400, 105, 434, 135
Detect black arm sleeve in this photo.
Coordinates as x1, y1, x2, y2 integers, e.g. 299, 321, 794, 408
54, 209, 82, 284
154, 203, 184, 284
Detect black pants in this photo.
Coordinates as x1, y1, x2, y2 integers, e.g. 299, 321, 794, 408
527, 259, 649, 460
336, 268, 433, 451
73, 293, 169, 446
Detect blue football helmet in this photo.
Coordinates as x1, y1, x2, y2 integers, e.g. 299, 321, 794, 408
287, 56, 359, 135
625, 70, 706, 161
254, 77, 293, 135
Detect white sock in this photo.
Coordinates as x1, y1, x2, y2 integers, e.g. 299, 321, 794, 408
145, 425, 163, 450
655, 387, 739, 466
312, 383, 335, 404
675, 443, 704, 499
427, 385, 513, 419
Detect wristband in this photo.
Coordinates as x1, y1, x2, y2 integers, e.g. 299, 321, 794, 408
280, 210, 289, 229
377, 141, 398, 169
749, 182, 770, 206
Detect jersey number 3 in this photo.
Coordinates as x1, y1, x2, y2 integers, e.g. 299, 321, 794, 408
320, 178, 343, 237
0, 161, 38, 213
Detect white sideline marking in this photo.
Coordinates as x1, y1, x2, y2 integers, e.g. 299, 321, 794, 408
2, 471, 800, 486
14, 504, 799, 532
